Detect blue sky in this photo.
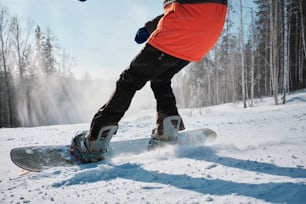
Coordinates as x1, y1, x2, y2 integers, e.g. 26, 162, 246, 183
0, 0, 163, 79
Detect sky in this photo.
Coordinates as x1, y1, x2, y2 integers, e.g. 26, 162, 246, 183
0, 0, 163, 79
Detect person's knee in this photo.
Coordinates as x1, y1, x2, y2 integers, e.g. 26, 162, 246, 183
119, 70, 147, 91
151, 79, 171, 91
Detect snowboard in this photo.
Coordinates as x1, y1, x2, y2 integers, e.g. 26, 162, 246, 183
10, 128, 217, 172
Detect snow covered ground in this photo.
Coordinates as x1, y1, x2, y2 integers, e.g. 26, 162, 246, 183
1, 91, 306, 204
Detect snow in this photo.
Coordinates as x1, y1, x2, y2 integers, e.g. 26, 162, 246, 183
1, 91, 306, 204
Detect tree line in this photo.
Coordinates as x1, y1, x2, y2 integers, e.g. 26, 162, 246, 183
174, 0, 306, 108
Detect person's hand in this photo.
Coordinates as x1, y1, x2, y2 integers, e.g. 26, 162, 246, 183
134, 27, 150, 44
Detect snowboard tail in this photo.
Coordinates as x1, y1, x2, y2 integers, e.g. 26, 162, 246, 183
10, 145, 74, 172
10, 128, 216, 172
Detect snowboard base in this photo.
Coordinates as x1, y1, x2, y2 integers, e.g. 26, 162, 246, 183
10, 128, 216, 172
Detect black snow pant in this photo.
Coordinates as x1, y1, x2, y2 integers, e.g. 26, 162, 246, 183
89, 44, 189, 140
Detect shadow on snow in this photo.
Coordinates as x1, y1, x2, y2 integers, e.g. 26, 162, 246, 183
53, 147, 306, 203
175, 146, 306, 179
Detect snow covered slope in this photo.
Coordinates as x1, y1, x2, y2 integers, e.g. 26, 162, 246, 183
1, 91, 306, 203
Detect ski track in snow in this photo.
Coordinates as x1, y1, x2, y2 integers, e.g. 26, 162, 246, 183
1, 91, 306, 203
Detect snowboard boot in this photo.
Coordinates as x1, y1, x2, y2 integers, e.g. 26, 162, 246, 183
70, 125, 118, 163
148, 113, 185, 150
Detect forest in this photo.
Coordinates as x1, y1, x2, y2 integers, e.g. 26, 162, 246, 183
1, 0, 305, 127
174, 0, 306, 109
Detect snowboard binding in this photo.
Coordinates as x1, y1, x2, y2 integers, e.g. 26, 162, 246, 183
148, 115, 182, 150
70, 125, 118, 163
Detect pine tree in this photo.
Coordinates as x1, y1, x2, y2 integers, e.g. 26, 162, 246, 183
42, 28, 57, 75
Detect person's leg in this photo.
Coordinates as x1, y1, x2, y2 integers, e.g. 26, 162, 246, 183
150, 60, 189, 136
89, 44, 189, 140
150, 60, 189, 116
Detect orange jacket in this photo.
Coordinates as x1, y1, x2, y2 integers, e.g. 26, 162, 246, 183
148, 1, 227, 62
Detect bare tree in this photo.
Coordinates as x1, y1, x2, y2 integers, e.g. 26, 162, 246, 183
282, 0, 290, 104
298, 0, 306, 59
0, 8, 13, 127
240, 0, 247, 108
269, 1, 279, 105
10, 15, 34, 126
250, 8, 255, 107
10, 16, 33, 79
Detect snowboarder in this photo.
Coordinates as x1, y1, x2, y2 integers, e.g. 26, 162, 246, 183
70, 0, 228, 162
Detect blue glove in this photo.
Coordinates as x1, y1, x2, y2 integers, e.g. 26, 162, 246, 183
134, 27, 150, 44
